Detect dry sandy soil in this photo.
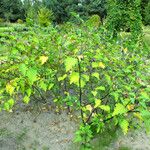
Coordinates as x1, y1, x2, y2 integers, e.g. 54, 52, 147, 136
0, 109, 150, 150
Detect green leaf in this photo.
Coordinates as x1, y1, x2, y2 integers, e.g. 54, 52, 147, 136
92, 62, 105, 69
94, 99, 101, 108
92, 62, 99, 68
91, 91, 97, 97
100, 105, 110, 112
141, 110, 150, 133
111, 92, 119, 101
120, 119, 129, 134
39, 81, 47, 91
7, 99, 15, 107
112, 103, 127, 116
95, 86, 105, 91
26, 88, 32, 97
65, 57, 77, 72
23, 96, 30, 104
58, 74, 67, 81
26, 68, 38, 85
4, 103, 9, 111
48, 83, 54, 90
19, 64, 27, 76
70, 72, 79, 84
82, 74, 89, 82
92, 72, 99, 79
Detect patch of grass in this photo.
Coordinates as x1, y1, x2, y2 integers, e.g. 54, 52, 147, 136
0, 128, 12, 138
118, 146, 132, 150
16, 128, 28, 143
92, 126, 120, 150
143, 26, 150, 47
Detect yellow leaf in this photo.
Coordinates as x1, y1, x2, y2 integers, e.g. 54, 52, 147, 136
123, 48, 128, 53
65, 57, 77, 72
94, 99, 101, 108
39, 56, 48, 65
77, 55, 84, 61
127, 104, 135, 110
99, 62, 105, 69
86, 105, 92, 112
70, 72, 79, 84
6, 83, 14, 96
112, 103, 127, 116
134, 112, 143, 120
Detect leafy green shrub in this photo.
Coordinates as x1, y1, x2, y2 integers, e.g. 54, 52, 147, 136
0, 24, 149, 149
17, 19, 23, 24
26, 8, 37, 26
144, 2, 150, 26
0, 18, 4, 23
106, 0, 142, 40
85, 15, 101, 29
38, 7, 54, 27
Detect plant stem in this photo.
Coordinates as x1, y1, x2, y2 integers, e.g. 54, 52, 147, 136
77, 57, 85, 125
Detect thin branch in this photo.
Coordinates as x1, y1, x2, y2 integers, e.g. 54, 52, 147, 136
77, 57, 85, 125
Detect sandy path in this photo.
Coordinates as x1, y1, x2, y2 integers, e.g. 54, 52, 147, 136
0, 110, 150, 150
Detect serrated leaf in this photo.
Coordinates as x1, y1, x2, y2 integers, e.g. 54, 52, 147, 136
7, 99, 15, 107
92, 62, 99, 68
86, 105, 92, 112
82, 74, 89, 82
39, 81, 47, 91
127, 104, 135, 111
26, 68, 38, 85
91, 91, 97, 97
6, 83, 15, 96
26, 88, 32, 97
65, 57, 77, 72
95, 86, 105, 91
39, 56, 48, 65
99, 62, 105, 69
133, 112, 143, 120
92, 72, 99, 79
120, 119, 129, 134
23, 96, 30, 104
70, 72, 79, 84
58, 74, 67, 81
4, 102, 10, 111
19, 64, 27, 76
100, 105, 110, 112
105, 74, 111, 83
94, 99, 101, 108
112, 103, 127, 116
111, 92, 119, 101
141, 110, 150, 133
48, 83, 54, 90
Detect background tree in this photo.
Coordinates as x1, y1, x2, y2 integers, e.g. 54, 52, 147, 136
143, 1, 150, 25
106, 0, 142, 38
0, 0, 25, 22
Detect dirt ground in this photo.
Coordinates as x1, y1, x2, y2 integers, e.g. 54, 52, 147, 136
0, 110, 150, 150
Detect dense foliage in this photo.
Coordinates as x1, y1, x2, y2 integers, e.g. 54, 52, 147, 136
106, 0, 142, 39
0, 20, 149, 149
0, 0, 25, 22
0, 0, 149, 25
144, 1, 150, 25
0, 0, 150, 149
